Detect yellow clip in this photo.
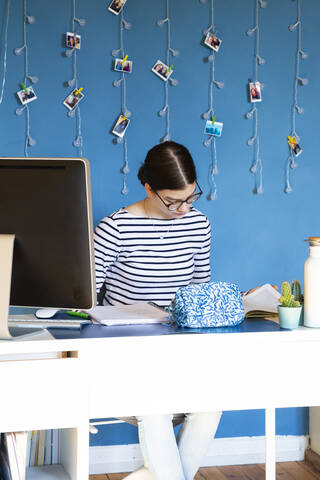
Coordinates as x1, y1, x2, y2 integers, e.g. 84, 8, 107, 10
74, 87, 83, 96
121, 116, 127, 121
287, 135, 296, 145
122, 54, 128, 67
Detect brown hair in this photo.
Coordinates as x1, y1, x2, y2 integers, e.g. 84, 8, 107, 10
138, 141, 197, 191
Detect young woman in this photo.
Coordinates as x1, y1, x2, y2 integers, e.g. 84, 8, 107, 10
94, 141, 222, 480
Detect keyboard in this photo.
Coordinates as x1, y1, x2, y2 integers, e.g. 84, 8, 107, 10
8, 315, 91, 329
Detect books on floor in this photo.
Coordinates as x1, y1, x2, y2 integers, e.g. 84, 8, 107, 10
28, 430, 59, 468
85, 302, 168, 326
0, 430, 61, 480
242, 283, 281, 321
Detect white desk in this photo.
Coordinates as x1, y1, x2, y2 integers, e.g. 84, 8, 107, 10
1, 324, 319, 480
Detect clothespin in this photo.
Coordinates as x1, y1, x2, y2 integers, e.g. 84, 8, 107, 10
166, 65, 173, 74
74, 87, 83, 96
122, 54, 128, 67
287, 135, 296, 146
211, 115, 216, 124
20, 83, 27, 92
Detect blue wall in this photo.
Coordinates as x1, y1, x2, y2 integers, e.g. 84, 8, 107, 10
3, 0, 316, 444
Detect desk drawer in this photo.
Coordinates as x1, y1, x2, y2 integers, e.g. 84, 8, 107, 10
0, 356, 86, 432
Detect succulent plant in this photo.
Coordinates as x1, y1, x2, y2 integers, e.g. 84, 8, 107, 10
279, 281, 301, 307
291, 280, 303, 303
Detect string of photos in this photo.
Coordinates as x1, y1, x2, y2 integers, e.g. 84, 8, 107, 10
285, 0, 308, 193
14, 0, 38, 156
154, 0, 179, 143
109, 0, 132, 195
63, 0, 86, 156
245, 0, 267, 195
200, 0, 224, 201
0, 0, 11, 105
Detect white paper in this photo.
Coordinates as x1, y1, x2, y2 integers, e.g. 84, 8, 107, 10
85, 302, 168, 326
242, 283, 281, 314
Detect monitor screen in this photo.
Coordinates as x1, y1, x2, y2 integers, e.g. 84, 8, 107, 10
0, 157, 96, 310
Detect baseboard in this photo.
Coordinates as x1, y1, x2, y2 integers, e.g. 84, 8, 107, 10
89, 435, 308, 475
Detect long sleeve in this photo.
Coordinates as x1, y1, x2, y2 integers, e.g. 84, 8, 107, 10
192, 217, 211, 284
94, 215, 121, 295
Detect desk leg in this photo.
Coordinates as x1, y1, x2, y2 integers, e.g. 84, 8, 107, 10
265, 408, 276, 480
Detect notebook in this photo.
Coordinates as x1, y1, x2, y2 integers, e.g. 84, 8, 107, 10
85, 302, 168, 326
242, 283, 281, 319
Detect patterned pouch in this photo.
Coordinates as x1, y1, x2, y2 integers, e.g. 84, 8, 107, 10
169, 281, 244, 328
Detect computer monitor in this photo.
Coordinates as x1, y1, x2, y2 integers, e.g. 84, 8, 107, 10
0, 157, 96, 339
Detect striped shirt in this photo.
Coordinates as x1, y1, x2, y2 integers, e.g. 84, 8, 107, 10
94, 207, 211, 307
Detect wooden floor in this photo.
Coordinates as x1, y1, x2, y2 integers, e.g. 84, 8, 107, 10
90, 461, 320, 479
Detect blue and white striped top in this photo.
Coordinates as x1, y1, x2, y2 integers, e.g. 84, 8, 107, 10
94, 207, 211, 307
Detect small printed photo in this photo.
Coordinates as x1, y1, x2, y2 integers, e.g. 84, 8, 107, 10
114, 58, 133, 73
204, 120, 223, 137
249, 81, 262, 103
152, 60, 173, 81
204, 32, 222, 52
289, 139, 302, 157
108, 0, 127, 15
66, 32, 81, 50
112, 114, 130, 138
63, 88, 84, 111
17, 86, 37, 105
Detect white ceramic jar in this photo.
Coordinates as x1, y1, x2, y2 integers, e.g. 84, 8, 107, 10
304, 237, 320, 327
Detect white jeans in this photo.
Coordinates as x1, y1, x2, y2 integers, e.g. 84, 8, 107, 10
124, 411, 222, 480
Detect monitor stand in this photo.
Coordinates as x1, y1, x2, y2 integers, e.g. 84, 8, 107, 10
0, 235, 44, 340
0, 234, 15, 339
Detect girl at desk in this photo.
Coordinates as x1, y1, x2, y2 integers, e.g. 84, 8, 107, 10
94, 141, 222, 480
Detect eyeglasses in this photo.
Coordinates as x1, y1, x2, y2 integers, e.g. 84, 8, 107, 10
154, 182, 203, 211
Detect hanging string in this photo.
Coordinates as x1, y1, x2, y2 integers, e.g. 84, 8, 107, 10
285, 0, 308, 194
111, 8, 132, 195
207, 137, 217, 200
0, 0, 11, 105
64, 0, 85, 156
157, 0, 179, 143
245, 0, 267, 194
14, 0, 37, 156
201, 0, 224, 200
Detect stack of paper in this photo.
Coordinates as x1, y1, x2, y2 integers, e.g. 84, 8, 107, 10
0, 430, 60, 480
85, 302, 168, 326
242, 283, 281, 320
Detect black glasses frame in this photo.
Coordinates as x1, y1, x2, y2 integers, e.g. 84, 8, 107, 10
154, 182, 203, 211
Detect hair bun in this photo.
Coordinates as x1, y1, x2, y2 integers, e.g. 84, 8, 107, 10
137, 164, 146, 185
138, 141, 196, 190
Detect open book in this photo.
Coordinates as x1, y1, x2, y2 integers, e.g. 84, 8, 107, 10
85, 302, 168, 326
242, 283, 281, 320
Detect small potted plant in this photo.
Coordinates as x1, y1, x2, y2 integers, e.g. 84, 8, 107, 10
278, 281, 302, 329
291, 279, 304, 325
